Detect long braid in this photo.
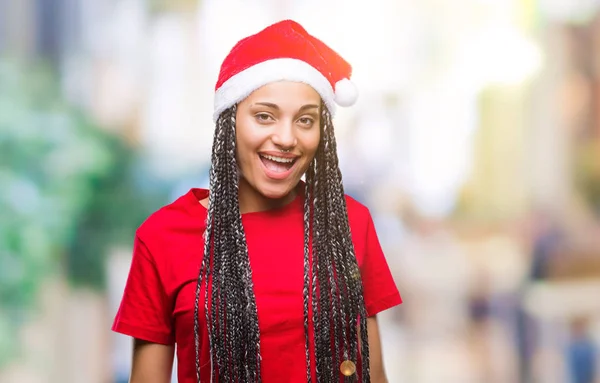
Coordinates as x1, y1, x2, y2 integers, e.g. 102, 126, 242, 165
223, 106, 262, 381
324, 105, 371, 381
212, 107, 232, 381
194, 104, 228, 383
328, 105, 370, 382
321, 110, 345, 375
220, 110, 239, 380
307, 162, 321, 380
194, 105, 262, 383
303, 104, 371, 382
302, 167, 315, 382
227, 110, 262, 381
314, 145, 336, 382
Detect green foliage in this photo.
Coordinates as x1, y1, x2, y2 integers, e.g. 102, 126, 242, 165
0, 59, 111, 303
0, 58, 111, 365
65, 148, 169, 290
0, 58, 168, 366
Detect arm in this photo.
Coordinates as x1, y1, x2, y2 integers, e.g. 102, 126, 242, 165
129, 338, 175, 383
348, 202, 402, 382
112, 236, 176, 381
367, 316, 388, 383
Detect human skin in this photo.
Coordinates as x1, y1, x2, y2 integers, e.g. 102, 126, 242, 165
233, 81, 321, 214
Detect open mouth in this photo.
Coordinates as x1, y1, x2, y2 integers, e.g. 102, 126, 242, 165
259, 154, 298, 174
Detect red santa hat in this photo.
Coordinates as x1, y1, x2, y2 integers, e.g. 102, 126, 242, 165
213, 20, 358, 121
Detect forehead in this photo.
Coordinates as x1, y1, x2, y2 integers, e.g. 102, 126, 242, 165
244, 81, 321, 106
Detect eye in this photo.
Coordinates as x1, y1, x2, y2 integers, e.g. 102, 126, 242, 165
298, 117, 315, 127
255, 113, 274, 123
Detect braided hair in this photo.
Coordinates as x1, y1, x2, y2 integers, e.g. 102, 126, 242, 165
194, 102, 370, 382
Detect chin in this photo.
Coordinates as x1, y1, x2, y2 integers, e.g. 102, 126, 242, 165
258, 181, 296, 200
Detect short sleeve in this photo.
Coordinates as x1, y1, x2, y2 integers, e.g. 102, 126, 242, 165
360, 212, 402, 317
112, 235, 175, 345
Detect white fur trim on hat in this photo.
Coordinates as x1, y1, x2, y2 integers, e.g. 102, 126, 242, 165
213, 58, 336, 122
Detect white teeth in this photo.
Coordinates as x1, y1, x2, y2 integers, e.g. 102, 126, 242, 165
261, 154, 295, 163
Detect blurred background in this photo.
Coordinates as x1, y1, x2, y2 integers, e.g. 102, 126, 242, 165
1, 0, 600, 382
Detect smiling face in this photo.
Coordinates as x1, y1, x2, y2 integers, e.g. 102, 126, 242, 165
235, 81, 322, 213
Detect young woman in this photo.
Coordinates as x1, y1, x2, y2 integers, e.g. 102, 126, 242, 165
112, 20, 401, 383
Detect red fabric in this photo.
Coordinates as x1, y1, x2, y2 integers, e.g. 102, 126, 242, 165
112, 188, 401, 383
215, 20, 351, 90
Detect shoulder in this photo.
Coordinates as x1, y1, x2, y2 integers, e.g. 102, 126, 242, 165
344, 194, 372, 225
137, 188, 208, 246
343, 194, 377, 241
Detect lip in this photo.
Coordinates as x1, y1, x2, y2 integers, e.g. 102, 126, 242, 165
258, 153, 299, 180
258, 150, 300, 159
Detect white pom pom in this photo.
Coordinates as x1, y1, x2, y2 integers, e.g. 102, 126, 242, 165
334, 78, 358, 107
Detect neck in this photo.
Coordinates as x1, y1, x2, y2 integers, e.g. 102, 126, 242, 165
238, 178, 298, 214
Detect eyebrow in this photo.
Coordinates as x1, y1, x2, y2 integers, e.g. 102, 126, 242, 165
253, 102, 320, 112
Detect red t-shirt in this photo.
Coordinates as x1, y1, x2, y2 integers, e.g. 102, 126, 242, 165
112, 188, 401, 382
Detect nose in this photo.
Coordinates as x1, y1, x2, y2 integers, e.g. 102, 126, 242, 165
271, 120, 297, 150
